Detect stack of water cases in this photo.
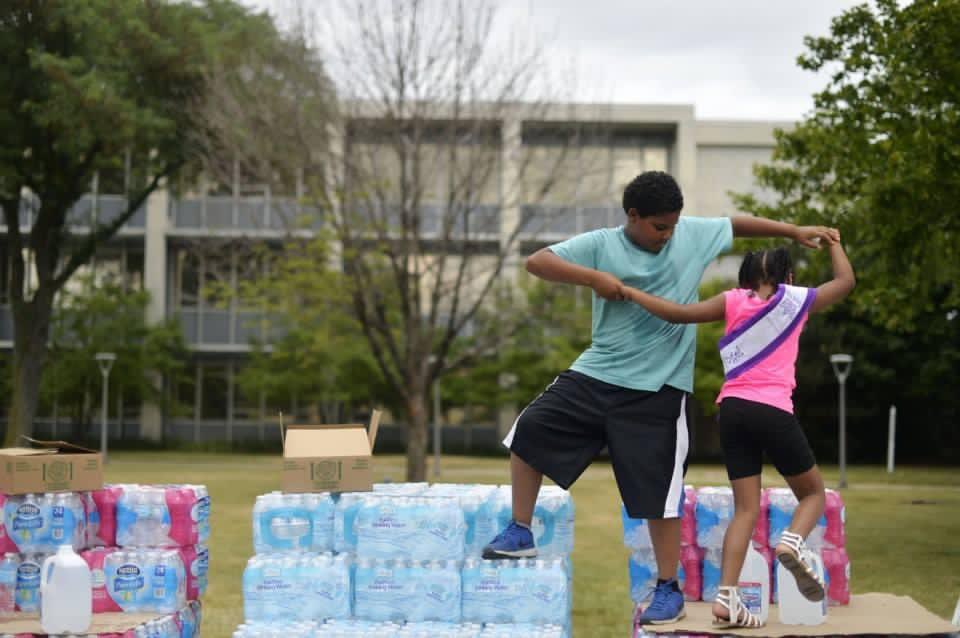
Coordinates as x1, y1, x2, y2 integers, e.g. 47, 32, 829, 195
0, 485, 207, 637
240, 483, 574, 637
621, 485, 849, 605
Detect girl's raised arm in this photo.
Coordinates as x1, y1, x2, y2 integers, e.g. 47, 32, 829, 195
620, 285, 726, 324
810, 241, 856, 313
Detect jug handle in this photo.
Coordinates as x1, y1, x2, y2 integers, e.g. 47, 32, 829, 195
41, 554, 56, 593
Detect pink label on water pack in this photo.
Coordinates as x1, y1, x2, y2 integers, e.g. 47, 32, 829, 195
0, 494, 17, 554
91, 486, 123, 547
82, 547, 123, 613
166, 487, 202, 547
679, 544, 703, 601
752, 489, 770, 549
824, 489, 846, 548
823, 546, 850, 605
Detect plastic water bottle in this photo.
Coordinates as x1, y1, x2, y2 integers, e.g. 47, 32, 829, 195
252, 492, 312, 554
147, 549, 186, 613
40, 544, 92, 634
0, 553, 19, 617
767, 487, 826, 549
104, 548, 149, 612
306, 492, 335, 552
695, 487, 733, 549
408, 560, 461, 623
16, 552, 48, 612
701, 547, 722, 602
621, 504, 652, 550
354, 558, 417, 622
5, 493, 49, 553
738, 544, 770, 624
627, 549, 657, 603
777, 549, 827, 625
333, 493, 365, 554
300, 553, 351, 621
47, 492, 86, 551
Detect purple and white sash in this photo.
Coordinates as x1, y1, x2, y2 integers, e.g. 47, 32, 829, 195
718, 284, 816, 380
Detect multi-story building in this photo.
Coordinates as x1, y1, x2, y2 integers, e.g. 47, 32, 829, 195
0, 104, 788, 448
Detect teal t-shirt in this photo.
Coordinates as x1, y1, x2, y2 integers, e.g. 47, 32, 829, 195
549, 216, 733, 393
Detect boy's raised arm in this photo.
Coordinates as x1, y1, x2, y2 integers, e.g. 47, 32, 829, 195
730, 215, 839, 249
526, 248, 624, 301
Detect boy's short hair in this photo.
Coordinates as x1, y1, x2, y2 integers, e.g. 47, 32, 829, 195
622, 171, 684, 217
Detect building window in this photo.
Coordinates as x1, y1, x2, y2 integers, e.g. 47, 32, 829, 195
200, 364, 228, 420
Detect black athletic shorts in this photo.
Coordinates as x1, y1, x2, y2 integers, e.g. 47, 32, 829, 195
717, 396, 817, 481
503, 370, 690, 519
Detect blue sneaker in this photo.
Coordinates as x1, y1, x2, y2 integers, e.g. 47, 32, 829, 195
481, 520, 537, 559
636, 579, 685, 625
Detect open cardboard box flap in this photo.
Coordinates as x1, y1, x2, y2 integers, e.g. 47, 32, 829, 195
282, 410, 380, 458
3, 436, 99, 455
0, 436, 103, 493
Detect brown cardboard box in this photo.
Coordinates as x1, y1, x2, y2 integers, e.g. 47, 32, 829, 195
0, 438, 104, 494
281, 410, 381, 493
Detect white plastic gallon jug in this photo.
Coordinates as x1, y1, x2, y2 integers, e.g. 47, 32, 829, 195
41, 544, 92, 634
777, 549, 827, 625
738, 544, 770, 624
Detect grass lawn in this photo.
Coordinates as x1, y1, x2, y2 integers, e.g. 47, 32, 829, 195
103, 452, 960, 637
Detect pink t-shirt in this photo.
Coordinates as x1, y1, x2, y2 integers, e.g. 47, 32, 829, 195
716, 287, 815, 414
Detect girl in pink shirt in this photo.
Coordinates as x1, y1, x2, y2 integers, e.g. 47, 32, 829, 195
621, 238, 855, 627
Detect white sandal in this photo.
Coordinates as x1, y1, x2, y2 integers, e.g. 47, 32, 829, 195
713, 585, 764, 628
776, 530, 826, 602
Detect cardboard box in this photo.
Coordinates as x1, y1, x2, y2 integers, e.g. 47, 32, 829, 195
281, 410, 381, 493
0, 438, 104, 494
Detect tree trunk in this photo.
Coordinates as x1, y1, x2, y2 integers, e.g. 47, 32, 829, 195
404, 389, 429, 481
5, 297, 54, 447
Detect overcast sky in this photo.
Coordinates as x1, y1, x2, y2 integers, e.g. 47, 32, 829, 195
249, 0, 865, 122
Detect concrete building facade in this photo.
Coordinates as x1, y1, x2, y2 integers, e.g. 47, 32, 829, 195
0, 104, 789, 446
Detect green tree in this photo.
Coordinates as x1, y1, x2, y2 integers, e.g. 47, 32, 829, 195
0, 0, 314, 444
41, 277, 188, 442
733, 0, 960, 332
227, 237, 390, 424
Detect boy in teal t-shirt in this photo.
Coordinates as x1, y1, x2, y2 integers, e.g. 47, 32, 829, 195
482, 171, 836, 625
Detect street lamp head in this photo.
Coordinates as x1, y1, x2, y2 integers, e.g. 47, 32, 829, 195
830, 353, 853, 383
95, 352, 117, 376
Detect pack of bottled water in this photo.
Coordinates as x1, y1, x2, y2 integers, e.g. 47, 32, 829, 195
115, 484, 211, 548
479, 486, 575, 558
1, 492, 86, 552
423, 484, 497, 556
766, 487, 826, 548
695, 486, 734, 549
243, 552, 352, 622
353, 558, 461, 623
252, 492, 335, 554
0, 552, 16, 617
81, 547, 187, 613
461, 558, 569, 626
355, 495, 466, 561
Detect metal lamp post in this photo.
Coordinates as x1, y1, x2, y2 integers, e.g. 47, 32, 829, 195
830, 354, 853, 489
95, 352, 116, 463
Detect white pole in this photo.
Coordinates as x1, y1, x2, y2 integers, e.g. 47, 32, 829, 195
886, 406, 897, 474
432, 379, 442, 478
952, 593, 960, 627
